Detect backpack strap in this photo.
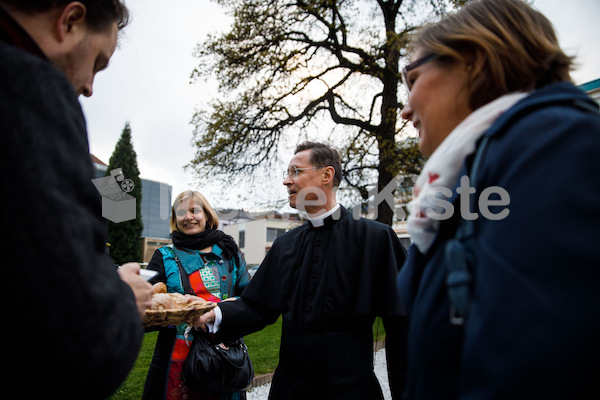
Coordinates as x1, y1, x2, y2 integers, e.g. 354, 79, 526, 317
444, 95, 598, 326
444, 134, 490, 326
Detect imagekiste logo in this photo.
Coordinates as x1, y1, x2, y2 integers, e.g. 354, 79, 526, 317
91, 168, 136, 223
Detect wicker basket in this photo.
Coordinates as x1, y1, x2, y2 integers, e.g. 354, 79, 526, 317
143, 302, 216, 327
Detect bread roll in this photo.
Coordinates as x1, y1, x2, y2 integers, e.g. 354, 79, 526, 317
170, 293, 190, 308
152, 282, 167, 294
150, 290, 209, 311
151, 293, 176, 310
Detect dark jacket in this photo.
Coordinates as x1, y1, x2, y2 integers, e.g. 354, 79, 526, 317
0, 8, 143, 399
219, 206, 408, 400
398, 83, 600, 400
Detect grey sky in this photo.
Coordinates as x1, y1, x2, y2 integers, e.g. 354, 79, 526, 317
80, 0, 600, 209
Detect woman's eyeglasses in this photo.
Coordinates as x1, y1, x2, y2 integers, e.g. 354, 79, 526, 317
401, 54, 442, 94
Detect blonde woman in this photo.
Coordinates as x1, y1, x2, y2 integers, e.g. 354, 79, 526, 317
143, 190, 250, 400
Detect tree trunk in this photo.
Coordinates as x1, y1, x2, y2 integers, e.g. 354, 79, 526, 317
375, 1, 401, 226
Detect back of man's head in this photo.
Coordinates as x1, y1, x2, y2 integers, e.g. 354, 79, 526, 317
0, 0, 129, 31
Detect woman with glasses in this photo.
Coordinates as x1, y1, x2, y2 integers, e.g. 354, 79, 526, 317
143, 190, 250, 400
398, 0, 600, 399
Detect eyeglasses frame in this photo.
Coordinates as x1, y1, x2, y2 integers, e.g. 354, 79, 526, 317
401, 53, 442, 94
283, 166, 327, 180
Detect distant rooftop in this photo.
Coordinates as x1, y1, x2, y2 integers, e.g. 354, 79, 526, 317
579, 78, 600, 106
90, 154, 107, 166
579, 78, 600, 92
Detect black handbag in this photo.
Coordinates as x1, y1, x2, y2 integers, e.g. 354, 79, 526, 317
182, 333, 254, 393
173, 253, 254, 393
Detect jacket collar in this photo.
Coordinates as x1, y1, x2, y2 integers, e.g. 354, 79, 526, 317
0, 6, 47, 60
485, 82, 599, 139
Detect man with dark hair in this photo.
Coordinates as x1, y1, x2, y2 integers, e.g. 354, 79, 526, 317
0, 1, 152, 398
0, 0, 130, 29
0, 0, 129, 96
294, 141, 343, 187
198, 142, 408, 399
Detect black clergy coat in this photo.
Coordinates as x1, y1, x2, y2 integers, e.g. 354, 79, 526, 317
218, 206, 407, 400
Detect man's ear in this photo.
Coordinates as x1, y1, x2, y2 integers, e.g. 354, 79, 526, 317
321, 166, 335, 186
55, 2, 87, 43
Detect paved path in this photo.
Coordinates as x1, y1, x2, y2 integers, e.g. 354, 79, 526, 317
247, 348, 392, 400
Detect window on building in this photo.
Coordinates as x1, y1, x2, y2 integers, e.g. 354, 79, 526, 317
266, 228, 287, 242
239, 230, 245, 248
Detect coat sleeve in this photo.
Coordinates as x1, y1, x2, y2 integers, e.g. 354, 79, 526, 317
216, 232, 300, 339
383, 315, 408, 400
217, 297, 281, 341
147, 248, 167, 284
379, 226, 408, 400
0, 47, 143, 398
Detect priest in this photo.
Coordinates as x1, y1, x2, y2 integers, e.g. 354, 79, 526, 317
197, 142, 407, 399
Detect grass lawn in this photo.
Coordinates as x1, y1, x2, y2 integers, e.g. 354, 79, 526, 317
244, 317, 283, 375
109, 330, 158, 400
109, 318, 284, 399
110, 317, 385, 399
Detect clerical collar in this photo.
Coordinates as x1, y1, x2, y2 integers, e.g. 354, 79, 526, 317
307, 203, 341, 228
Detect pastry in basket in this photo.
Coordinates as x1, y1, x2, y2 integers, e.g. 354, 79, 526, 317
144, 290, 214, 327
152, 281, 167, 294
151, 293, 176, 310
150, 284, 209, 311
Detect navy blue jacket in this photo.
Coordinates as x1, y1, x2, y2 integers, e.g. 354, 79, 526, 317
398, 83, 600, 400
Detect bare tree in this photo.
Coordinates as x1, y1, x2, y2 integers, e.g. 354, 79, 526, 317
190, 0, 466, 225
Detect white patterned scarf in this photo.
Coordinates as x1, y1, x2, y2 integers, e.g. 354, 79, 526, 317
407, 92, 529, 253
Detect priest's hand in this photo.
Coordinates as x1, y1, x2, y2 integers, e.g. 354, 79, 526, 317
193, 297, 236, 331
193, 309, 215, 331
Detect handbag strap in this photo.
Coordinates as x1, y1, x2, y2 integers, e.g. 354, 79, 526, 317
173, 253, 195, 296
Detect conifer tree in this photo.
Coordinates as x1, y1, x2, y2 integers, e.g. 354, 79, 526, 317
105, 122, 143, 264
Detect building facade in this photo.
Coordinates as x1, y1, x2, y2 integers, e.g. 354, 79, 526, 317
222, 212, 304, 267
140, 178, 172, 239
580, 78, 600, 105
91, 155, 173, 262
